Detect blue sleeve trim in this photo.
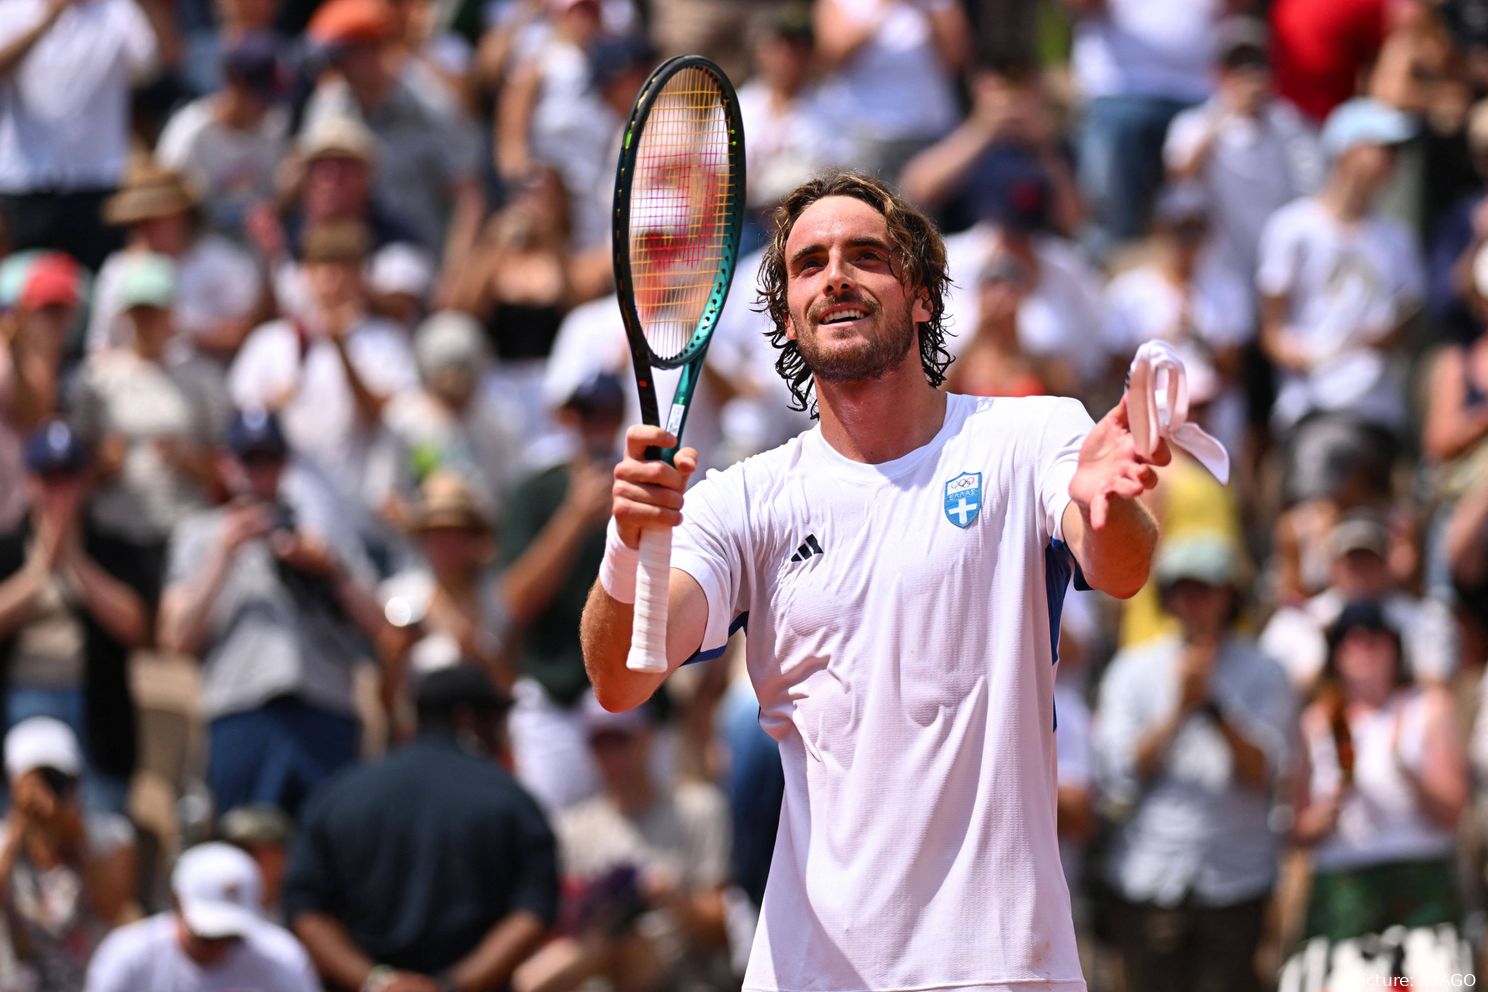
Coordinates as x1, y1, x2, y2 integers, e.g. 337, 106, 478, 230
1046, 540, 1075, 733
682, 611, 749, 666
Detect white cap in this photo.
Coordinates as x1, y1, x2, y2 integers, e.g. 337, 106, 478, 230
172, 843, 264, 938
415, 310, 490, 378
368, 243, 434, 300
5, 717, 82, 782
1321, 98, 1415, 158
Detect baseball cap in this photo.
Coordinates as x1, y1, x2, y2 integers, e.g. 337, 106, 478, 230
115, 252, 177, 311
369, 243, 434, 300
302, 220, 371, 265
298, 114, 378, 166
588, 34, 654, 91
415, 310, 490, 378
226, 408, 289, 458
307, 0, 392, 46
172, 843, 264, 939
1215, 16, 1268, 69
1326, 513, 1389, 560
1154, 532, 1240, 589
223, 31, 283, 98
564, 371, 626, 416
1321, 98, 1415, 158
414, 662, 510, 721
5, 717, 82, 781
19, 252, 81, 310
24, 420, 88, 475
411, 471, 491, 533
1326, 598, 1398, 648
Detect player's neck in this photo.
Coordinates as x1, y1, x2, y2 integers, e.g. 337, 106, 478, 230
816, 366, 948, 465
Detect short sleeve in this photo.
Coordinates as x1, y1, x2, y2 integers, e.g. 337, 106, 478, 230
1035, 398, 1094, 545
164, 515, 213, 588
118, 0, 159, 81
1162, 106, 1207, 171
154, 102, 200, 173
82, 925, 140, 992
671, 466, 749, 659
507, 790, 560, 925
281, 792, 342, 922
1256, 207, 1300, 298
348, 324, 419, 396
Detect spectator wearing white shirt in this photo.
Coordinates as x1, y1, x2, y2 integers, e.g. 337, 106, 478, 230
156, 32, 292, 244
230, 220, 418, 547
1164, 18, 1324, 292
1257, 97, 1426, 504
1069, 0, 1222, 254
90, 165, 265, 364
84, 843, 319, 992
0, 0, 178, 270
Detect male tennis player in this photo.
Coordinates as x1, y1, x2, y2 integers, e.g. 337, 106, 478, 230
582, 171, 1166, 992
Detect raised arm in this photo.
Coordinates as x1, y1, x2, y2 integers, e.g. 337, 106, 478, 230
580, 426, 710, 713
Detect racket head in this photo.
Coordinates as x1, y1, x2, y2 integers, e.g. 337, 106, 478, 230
612, 55, 745, 379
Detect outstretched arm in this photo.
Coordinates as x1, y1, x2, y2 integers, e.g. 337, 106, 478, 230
580, 426, 710, 712
1062, 396, 1165, 599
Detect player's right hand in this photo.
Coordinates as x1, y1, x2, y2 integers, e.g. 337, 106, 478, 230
613, 425, 697, 549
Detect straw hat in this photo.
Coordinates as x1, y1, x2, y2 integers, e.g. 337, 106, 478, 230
411, 471, 491, 533
104, 164, 200, 226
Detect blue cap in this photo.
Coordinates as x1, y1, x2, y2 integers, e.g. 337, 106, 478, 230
24, 420, 87, 475
565, 372, 625, 415
588, 34, 653, 91
226, 408, 288, 457
1321, 98, 1415, 158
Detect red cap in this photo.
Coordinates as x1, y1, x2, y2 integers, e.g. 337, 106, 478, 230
307, 0, 392, 46
20, 253, 80, 310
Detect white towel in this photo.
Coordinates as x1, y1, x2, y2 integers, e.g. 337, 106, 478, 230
1127, 340, 1230, 484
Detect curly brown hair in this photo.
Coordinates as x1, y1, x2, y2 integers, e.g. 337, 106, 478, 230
755, 171, 954, 417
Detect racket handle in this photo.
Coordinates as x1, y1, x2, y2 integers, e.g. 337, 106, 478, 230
625, 526, 672, 673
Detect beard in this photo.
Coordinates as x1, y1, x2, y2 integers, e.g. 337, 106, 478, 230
794, 300, 919, 384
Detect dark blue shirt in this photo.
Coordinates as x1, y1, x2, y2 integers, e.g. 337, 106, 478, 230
282, 735, 558, 985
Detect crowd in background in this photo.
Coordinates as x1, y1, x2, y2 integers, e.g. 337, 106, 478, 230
2, 0, 1488, 988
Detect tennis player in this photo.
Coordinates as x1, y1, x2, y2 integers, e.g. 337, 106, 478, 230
582, 171, 1166, 992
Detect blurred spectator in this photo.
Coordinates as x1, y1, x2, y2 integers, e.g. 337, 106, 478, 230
0, 253, 81, 532
384, 0, 477, 110
812, 0, 970, 183
1101, 185, 1253, 455
229, 220, 417, 547
0, 0, 178, 271
384, 311, 524, 515
1286, 601, 1470, 983
647, 0, 754, 81
1428, 100, 1488, 347
217, 804, 294, 920
902, 55, 1082, 236
736, 5, 848, 243
516, 695, 731, 992
0, 717, 135, 990
502, 373, 619, 812
285, 663, 557, 992
365, 241, 434, 331
74, 254, 229, 634
451, 169, 578, 424
1257, 97, 1425, 505
945, 253, 1066, 398
157, 32, 292, 243
1095, 534, 1295, 992
303, 0, 486, 281
0, 422, 150, 812
89, 165, 265, 363
84, 842, 318, 991
1164, 18, 1324, 292
158, 408, 388, 816
1068, 0, 1222, 252
496, 4, 627, 250
943, 161, 1104, 392
1262, 513, 1458, 692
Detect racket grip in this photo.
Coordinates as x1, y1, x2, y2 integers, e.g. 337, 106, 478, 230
625, 526, 672, 673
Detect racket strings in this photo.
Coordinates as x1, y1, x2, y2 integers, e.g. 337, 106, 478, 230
628, 65, 737, 362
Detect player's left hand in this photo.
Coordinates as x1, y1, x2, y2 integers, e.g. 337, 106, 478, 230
1069, 394, 1171, 531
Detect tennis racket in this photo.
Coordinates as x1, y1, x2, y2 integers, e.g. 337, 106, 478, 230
612, 55, 745, 673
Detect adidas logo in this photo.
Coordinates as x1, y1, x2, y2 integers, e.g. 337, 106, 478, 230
789, 534, 824, 563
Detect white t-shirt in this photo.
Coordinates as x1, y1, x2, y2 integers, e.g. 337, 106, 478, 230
156, 96, 291, 239
1256, 197, 1426, 431
86, 238, 261, 354
1163, 98, 1323, 285
1071, 0, 1220, 103
815, 0, 960, 144
944, 225, 1106, 384
0, 0, 157, 192
84, 913, 320, 992
673, 392, 1091, 992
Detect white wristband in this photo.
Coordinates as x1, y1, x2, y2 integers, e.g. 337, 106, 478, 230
598, 517, 639, 604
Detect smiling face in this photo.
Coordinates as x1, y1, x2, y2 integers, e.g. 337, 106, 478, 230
783, 196, 931, 385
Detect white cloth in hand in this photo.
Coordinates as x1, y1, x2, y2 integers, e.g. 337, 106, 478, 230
1126, 340, 1230, 484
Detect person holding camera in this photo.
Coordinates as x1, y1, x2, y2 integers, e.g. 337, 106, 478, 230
159, 408, 388, 818
1093, 533, 1297, 992
0, 717, 135, 992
